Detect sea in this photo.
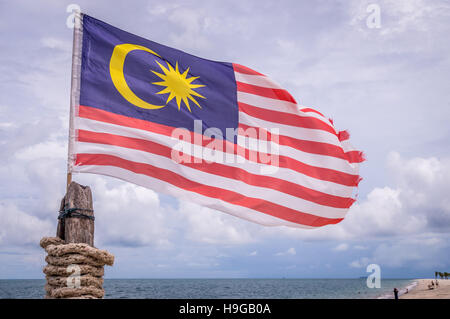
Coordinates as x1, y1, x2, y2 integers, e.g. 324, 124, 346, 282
0, 278, 417, 299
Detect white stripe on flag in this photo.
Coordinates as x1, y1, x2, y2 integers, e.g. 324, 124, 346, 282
234, 72, 284, 89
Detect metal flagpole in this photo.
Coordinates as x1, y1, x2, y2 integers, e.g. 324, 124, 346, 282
66, 11, 83, 190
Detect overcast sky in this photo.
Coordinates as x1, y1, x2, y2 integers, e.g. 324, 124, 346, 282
1, 0, 450, 279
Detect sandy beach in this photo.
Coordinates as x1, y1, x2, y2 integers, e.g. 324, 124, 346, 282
400, 279, 450, 299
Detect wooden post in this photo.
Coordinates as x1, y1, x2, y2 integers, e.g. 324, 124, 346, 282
57, 181, 95, 246
66, 172, 72, 191
42, 180, 113, 299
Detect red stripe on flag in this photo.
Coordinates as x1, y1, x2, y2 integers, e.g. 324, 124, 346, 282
300, 107, 326, 117
236, 81, 297, 104
338, 130, 350, 142
238, 101, 336, 135
75, 153, 344, 227
346, 150, 365, 163
233, 63, 264, 76
77, 129, 355, 209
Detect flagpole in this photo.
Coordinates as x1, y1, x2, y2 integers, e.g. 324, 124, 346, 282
67, 11, 83, 191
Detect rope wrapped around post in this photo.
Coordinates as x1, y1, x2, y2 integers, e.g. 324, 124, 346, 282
58, 207, 95, 221
41, 182, 114, 299
40, 237, 114, 299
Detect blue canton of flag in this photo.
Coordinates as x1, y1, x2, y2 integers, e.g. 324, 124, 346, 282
80, 14, 238, 140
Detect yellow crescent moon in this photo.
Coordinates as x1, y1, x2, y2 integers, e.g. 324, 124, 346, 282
109, 43, 166, 110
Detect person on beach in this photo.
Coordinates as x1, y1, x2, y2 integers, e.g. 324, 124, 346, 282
436, 280, 439, 288
393, 288, 399, 300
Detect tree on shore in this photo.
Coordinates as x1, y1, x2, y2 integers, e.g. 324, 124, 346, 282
434, 272, 448, 279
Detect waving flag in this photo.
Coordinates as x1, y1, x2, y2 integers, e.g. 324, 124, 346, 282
68, 14, 364, 228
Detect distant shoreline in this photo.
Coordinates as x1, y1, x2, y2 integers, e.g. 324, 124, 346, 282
400, 279, 450, 299
377, 279, 418, 299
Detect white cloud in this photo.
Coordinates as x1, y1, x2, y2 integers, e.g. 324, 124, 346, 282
165, 6, 210, 50
90, 178, 172, 248
15, 141, 66, 161
148, 3, 181, 16
275, 247, 296, 256
178, 201, 256, 245
0, 203, 53, 247
370, 236, 448, 268
0, 122, 15, 129
347, 234, 449, 270
349, 257, 370, 269
333, 243, 349, 251
40, 37, 71, 52
342, 186, 426, 237
249, 250, 258, 256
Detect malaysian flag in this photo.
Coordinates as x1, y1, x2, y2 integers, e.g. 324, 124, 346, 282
68, 14, 364, 228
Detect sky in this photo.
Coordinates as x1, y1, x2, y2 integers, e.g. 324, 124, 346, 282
1, 0, 450, 279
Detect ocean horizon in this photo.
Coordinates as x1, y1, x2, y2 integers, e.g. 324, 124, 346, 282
0, 278, 416, 299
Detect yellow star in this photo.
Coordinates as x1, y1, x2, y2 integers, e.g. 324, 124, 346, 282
151, 61, 206, 112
